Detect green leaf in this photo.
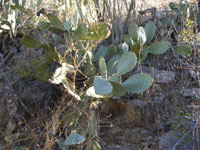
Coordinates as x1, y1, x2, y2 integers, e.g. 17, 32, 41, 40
92, 141, 101, 150
99, 57, 107, 79
144, 21, 155, 43
48, 26, 64, 34
35, 60, 52, 82
64, 19, 71, 32
87, 23, 111, 41
19, 6, 26, 13
109, 74, 121, 83
93, 46, 108, 62
73, 13, 79, 29
107, 55, 120, 76
94, 76, 113, 95
64, 133, 85, 145
38, 21, 50, 30
169, 2, 178, 11
138, 45, 149, 64
85, 77, 94, 86
21, 35, 41, 48
52, 34, 66, 44
128, 23, 138, 42
41, 37, 55, 52
45, 51, 58, 61
84, 62, 96, 76
122, 73, 153, 94
64, 32, 73, 46
75, 23, 88, 40
109, 62, 117, 77
123, 34, 132, 46
37, 0, 43, 6
109, 81, 126, 96
97, 23, 111, 40
149, 40, 171, 55
26, 9, 32, 16
137, 26, 146, 44
47, 14, 64, 30
130, 42, 140, 56
173, 45, 192, 56
11, 5, 19, 10
25, 23, 33, 29
118, 43, 124, 55
116, 52, 137, 76
108, 44, 116, 57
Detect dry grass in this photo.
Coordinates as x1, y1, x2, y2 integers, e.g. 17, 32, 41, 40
136, 0, 197, 10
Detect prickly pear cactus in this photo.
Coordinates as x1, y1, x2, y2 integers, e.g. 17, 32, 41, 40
86, 51, 153, 98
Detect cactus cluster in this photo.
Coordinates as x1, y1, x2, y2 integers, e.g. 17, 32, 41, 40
86, 21, 164, 98
20, 10, 193, 100
86, 50, 153, 98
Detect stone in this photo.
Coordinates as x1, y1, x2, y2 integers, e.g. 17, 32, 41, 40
142, 66, 175, 83
182, 88, 200, 97
124, 100, 147, 126
159, 131, 178, 150
189, 70, 199, 80
124, 128, 149, 144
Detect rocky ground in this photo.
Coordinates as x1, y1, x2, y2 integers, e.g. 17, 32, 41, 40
1, 43, 200, 149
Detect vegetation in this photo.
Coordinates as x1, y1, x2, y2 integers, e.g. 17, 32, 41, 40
0, 0, 200, 150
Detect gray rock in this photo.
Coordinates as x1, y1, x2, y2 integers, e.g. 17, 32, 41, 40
142, 66, 175, 83
182, 88, 200, 97
124, 128, 149, 143
189, 70, 199, 80
124, 100, 147, 126
159, 132, 178, 150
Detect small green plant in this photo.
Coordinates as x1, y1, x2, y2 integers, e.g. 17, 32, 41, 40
169, 1, 195, 21
20, 11, 108, 149
0, 0, 18, 39
123, 21, 171, 62
21, 12, 111, 99
0, 0, 43, 36
86, 51, 153, 98
124, 20, 192, 62
84, 22, 160, 99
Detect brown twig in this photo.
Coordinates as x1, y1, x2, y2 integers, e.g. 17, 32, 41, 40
0, 56, 17, 105
117, 0, 123, 43
124, 0, 134, 29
